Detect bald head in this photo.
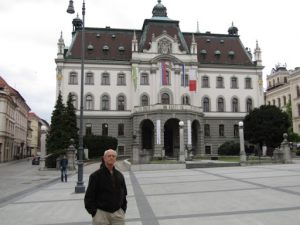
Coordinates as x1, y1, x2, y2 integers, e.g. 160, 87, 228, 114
104, 149, 117, 157
103, 149, 117, 170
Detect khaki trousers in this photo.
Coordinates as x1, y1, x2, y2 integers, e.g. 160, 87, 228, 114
92, 208, 125, 225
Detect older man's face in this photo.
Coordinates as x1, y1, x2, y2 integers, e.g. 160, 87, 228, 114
104, 150, 117, 166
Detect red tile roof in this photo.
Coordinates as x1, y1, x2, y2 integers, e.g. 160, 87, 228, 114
66, 19, 254, 66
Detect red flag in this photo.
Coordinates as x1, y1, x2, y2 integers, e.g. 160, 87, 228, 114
189, 69, 197, 91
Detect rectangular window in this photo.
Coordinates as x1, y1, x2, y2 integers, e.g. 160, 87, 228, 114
102, 74, 110, 85
69, 72, 78, 84
204, 124, 210, 137
117, 74, 126, 85
231, 77, 238, 88
245, 78, 252, 89
102, 123, 108, 136
181, 74, 189, 87
205, 146, 211, 154
202, 76, 209, 88
234, 125, 239, 137
140, 73, 149, 85
118, 146, 125, 155
216, 77, 224, 88
86, 73, 94, 85
118, 123, 124, 136
219, 124, 224, 137
85, 123, 92, 135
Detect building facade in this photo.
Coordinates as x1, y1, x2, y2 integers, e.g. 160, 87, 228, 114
0, 76, 31, 162
56, 1, 264, 159
27, 112, 42, 157
265, 65, 300, 134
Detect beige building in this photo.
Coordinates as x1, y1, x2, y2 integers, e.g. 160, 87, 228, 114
0, 76, 31, 162
27, 112, 42, 157
265, 65, 300, 134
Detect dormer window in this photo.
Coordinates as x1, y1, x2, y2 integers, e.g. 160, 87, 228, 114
118, 46, 125, 53
214, 50, 221, 58
87, 43, 94, 51
200, 49, 207, 59
102, 45, 109, 55
228, 50, 235, 59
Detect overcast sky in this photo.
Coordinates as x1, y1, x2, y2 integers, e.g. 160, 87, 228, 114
0, 0, 299, 123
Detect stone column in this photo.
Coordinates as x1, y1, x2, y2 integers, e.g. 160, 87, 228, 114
239, 121, 247, 164
153, 119, 163, 158
179, 121, 185, 163
67, 139, 76, 170
281, 133, 292, 163
39, 126, 47, 170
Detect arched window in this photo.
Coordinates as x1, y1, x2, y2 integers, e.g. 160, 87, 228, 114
203, 97, 210, 112
141, 95, 149, 106
85, 94, 93, 110
69, 92, 78, 109
217, 97, 224, 112
101, 95, 110, 110
246, 98, 253, 112
232, 98, 239, 112
161, 93, 170, 104
117, 95, 126, 110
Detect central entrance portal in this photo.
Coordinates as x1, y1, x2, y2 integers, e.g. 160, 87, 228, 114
164, 118, 180, 157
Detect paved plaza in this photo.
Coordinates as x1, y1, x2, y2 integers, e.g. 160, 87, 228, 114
1, 161, 300, 225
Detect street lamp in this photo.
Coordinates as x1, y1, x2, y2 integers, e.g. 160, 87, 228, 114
67, 0, 86, 193
238, 121, 246, 164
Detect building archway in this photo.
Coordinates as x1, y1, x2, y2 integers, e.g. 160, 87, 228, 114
164, 118, 180, 157
192, 120, 201, 154
140, 119, 154, 152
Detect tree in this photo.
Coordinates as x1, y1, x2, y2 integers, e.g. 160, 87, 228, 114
286, 100, 300, 142
244, 105, 290, 148
46, 92, 67, 154
64, 93, 79, 148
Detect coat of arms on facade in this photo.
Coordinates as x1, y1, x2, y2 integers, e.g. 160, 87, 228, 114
158, 38, 171, 54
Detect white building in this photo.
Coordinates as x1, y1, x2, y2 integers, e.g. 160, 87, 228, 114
56, 1, 264, 159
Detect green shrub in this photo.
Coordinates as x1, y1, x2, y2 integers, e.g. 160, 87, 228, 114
218, 141, 240, 156
296, 149, 300, 156
83, 135, 118, 158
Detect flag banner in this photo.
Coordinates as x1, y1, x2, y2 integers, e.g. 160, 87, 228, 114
189, 69, 197, 91
131, 66, 138, 91
161, 61, 167, 85
182, 64, 186, 87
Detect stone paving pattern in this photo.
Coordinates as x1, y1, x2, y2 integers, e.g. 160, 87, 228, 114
1, 161, 300, 225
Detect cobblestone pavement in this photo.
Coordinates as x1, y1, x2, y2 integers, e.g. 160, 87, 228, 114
1, 160, 300, 225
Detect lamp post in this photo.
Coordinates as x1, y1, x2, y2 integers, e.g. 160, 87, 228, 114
67, 0, 86, 193
238, 121, 247, 164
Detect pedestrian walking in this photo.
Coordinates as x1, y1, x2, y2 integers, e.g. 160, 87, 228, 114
60, 155, 68, 182
84, 149, 127, 225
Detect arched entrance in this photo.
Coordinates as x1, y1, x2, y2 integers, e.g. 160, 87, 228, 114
164, 118, 180, 157
192, 120, 200, 154
140, 119, 154, 152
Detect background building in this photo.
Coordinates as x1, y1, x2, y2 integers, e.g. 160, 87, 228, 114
56, 1, 264, 159
265, 65, 300, 134
0, 76, 31, 162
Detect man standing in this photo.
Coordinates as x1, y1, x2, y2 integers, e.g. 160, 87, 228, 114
60, 155, 68, 182
85, 149, 127, 225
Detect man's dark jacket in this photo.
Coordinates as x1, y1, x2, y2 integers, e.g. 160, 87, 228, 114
84, 166, 127, 217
